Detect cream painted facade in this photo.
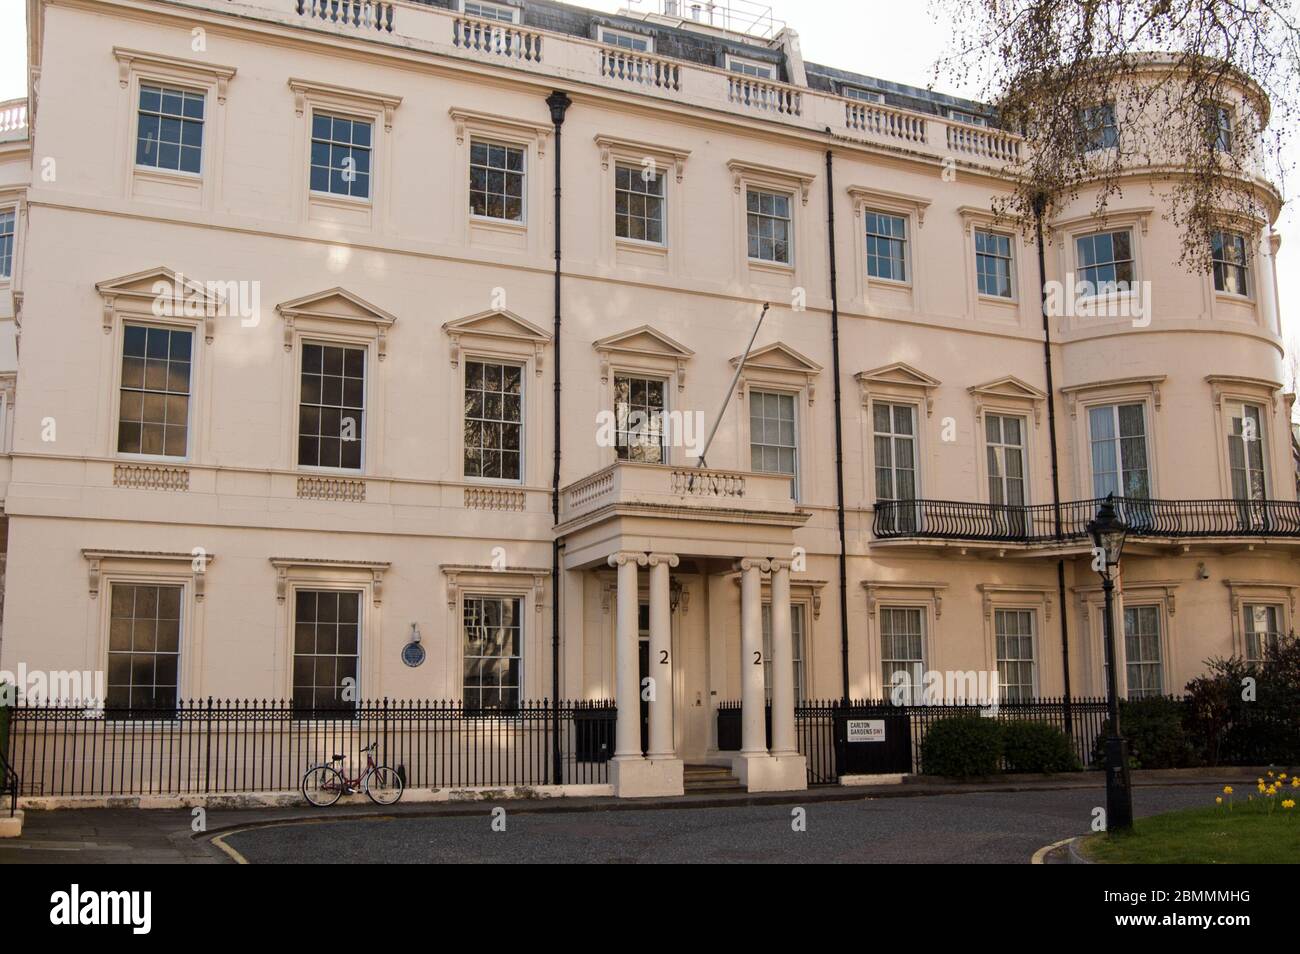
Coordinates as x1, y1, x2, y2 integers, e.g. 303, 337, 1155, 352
0, 0, 1297, 796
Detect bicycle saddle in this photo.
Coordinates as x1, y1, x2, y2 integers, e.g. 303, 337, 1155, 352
331, 753, 344, 762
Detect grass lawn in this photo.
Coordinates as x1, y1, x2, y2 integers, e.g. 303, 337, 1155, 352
1081, 802, 1300, 864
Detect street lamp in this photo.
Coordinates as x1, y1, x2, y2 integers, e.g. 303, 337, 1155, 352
1087, 492, 1133, 832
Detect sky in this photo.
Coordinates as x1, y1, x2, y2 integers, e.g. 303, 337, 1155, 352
0, 0, 1294, 387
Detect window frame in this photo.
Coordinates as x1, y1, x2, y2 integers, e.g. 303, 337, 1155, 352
872, 400, 921, 503
468, 136, 527, 225
1073, 228, 1136, 296
460, 0, 520, 23
462, 356, 526, 485
1226, 400, 1268, 502
290, 587, 364, 719
613, 161, 667, 248
1086, 400, 1151, 499
842, 86, 885, 104
1211, 229, 1252, 299
984, 412, 1029, 507
0, 203, 16, 283
308, 109, 375, 204
725, 54, 776, 79
105, 580, 186, 715
745, 186, 794, 266
1242, 603, 1283, 665
461, 592, 525, 712
599, 26, 653, 52
993, 606, 1038, 701
115, 320, 197, 462
1078, 102, 1119, 151
761, 600, 808, 705
879, 604, 927, 705
748, 386, 800, 500
864, 209, 911, 285
1121, 602, 1165, 699
133, 81, 206, 179
974, 227, 1015, 300
294, 336, 370, 476
612, 370, 671, 465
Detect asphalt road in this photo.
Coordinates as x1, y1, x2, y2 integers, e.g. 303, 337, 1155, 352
219, 784, 1222, 863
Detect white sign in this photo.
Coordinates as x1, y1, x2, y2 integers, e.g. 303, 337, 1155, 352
846, 719, 886, 743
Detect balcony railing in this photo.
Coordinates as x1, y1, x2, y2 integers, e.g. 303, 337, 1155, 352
873, 496, 1300, 543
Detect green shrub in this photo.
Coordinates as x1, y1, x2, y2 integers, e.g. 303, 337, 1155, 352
921, 715, 1003, 777
1185, 637, 1300, 766
1002, 720, 1080, 773
1092, 696, 1197, 769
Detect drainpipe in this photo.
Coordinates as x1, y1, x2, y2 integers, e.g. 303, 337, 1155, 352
825, 141, 851, 703
1034, 193, 1073, 735
546, 89, 571, 784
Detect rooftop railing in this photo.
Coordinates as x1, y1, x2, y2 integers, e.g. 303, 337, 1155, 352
195, 0, 1020, 170
873, 496, 1300, 543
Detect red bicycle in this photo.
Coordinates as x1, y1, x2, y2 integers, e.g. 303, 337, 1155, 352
301, 742, 404, 807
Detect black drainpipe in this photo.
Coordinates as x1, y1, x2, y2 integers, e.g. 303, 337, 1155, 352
825, 140, 851, 703
1033, 193, 1073, 736
546, 89, 571, 784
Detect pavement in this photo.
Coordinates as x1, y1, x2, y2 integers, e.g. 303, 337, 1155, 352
0, 772, 1239, 864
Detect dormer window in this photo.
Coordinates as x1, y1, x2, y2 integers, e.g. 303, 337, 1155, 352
949, 109, 988, 127
461, 0, 518, 23
726, 54, 775, 80
843, 86, 884, 104
599, 26, 653, 53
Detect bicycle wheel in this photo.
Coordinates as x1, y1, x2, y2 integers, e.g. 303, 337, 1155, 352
364, 765, 404, 805
302, 765, 345, 807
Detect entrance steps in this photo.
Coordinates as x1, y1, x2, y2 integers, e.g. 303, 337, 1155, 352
683, 763, 744, 794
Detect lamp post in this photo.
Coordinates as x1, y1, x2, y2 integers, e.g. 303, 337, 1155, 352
1087, 493, 1133, 832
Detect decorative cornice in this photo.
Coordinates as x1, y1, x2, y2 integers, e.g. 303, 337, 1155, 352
1205, 374, 1284, 412
96, 266, 226, 344
276, 288, 397, 360
862, 580, 949, 617
847, 185, 932, 227
291, 78, 401, 131
975, 583, 1056, 621
269, 557, 390, 606
726, 159, 815, 205
449, 107, 551, 155
594, 135, 690, 182
82, 548, 214, 601
1060, 375, 1166, 418
443, 309, 552, 375
968, 376, 1048, 426
856, 363, 942, 416
114, 48, 236, 103
593, 324, 694, 391
440, 563, 551, 611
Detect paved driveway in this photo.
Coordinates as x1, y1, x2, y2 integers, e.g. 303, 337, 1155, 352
217, 784, 1221, 864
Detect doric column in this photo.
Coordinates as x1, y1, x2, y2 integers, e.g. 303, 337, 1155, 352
646, 552, 679, 759
608, 551, 647, 759
735, 557, 771, 756
768, 558, 798, 756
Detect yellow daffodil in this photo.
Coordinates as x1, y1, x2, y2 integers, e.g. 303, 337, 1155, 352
1216, 796, 1224, 805
1224, 785, 1234, 795
1283, 800, 1295, 810
1268, 771, 1275, 778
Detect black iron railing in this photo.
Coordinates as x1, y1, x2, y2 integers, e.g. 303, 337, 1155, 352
720, 697, 1110, 779
6, 698, 614, 798
873, 496, 1300, 542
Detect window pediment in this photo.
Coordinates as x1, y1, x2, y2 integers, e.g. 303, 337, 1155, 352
96, 266, 226, 342
595, 324, 693, 391
450, 108, 550, 155
595, 135, 690, 183
968, 375, 1047, 425
114, 48, 236, 102
270, 557, 390, 606
1206, 374, 1283, 412
848, 186, 932, 227
440, 563, 550, 611
444, 309, 551, 375
276, 288, 397, 360
732, 341, 823, 403
290, 78, 401, 130
727, 160, 815, 205
855, 362, 941, 416
1061, 374, 1165, 417
862, 580, 949, 617
83, 548, 215, 600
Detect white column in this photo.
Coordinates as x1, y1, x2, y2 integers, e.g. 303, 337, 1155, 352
646, 552, 678, 759
769, 559, 798, 756
608, 551, 645, 759
737, 557, 770, 756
